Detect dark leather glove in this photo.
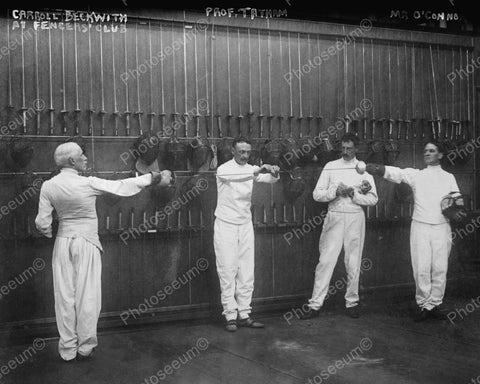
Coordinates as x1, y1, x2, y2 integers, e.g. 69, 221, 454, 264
365, 163, 385, 177
151, 170, 173, 187
344, 187, 355, 198
359, 180, 372, 194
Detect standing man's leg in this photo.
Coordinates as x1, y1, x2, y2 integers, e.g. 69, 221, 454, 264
72, 238, 102, 357
236, 222, 255, 320
214, 219, 240, 322
343, 212, 366, 310
410, 221, 434, 310
430, 223, 452, 308
308, 212, 344, 310
52, 237, 77, 361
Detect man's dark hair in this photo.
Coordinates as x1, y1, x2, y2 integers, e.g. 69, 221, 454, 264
232, 136, 252, 148
340, 133, 359, 147
426, 141, 446, 154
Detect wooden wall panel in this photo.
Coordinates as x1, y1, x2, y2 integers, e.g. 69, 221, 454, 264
254, 231, 274, 298
0, 10, 477, 328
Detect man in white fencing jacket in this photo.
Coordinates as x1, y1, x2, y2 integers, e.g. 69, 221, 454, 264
300, 133, 378, 320
35, 142, 171, 361
214, 137, 279, 332
366, 141, 460, 321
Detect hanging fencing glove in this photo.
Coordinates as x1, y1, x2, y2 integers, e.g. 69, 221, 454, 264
365, 163, 385, 177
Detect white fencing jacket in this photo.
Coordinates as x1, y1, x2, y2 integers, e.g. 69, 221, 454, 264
384, 165, 459, 225
215, 160, 279, 225
35, 168, 152, 251
313, 158, 378, 212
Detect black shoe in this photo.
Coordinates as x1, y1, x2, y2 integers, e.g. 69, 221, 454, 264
298, 308, 320, 320
225, 319, 237, 332
430, 306, 448, 320
77, 349, 95, 361
237, 317, 264, 328
346, 306, 360, 319
414, 308, 430, 322
62, 357, 76, 363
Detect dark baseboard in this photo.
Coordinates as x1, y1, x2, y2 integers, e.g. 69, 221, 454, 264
0, 274, 477, 346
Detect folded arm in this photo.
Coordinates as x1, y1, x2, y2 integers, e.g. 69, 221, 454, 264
312, 168, 337, 202
352, 174, 378, 206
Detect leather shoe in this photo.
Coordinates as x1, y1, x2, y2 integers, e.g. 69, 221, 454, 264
298, 308, 320, 320
77, 350, 95, 361
414, 308, 430, 322
225, 320, 237, 332
346, 306, 360, 318
429, 306, 448, 320
237, 317, 264, 328
62, 357, 76, 363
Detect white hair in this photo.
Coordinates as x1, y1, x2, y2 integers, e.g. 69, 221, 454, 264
54, 142, 82, 167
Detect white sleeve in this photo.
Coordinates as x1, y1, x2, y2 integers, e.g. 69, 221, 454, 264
450, 175, 460, 193
312, 167, 337, 202
35, 183, 54, 238
254, 173, 280, 184
384, 166, 419, 186
216, 164, 256, 183
352, 173, 378, 206
89, 174, 152, 196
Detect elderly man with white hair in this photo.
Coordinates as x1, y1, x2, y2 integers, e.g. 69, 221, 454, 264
35, 142, 171, 362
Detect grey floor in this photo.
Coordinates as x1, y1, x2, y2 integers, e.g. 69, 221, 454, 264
1, 294, 480, 384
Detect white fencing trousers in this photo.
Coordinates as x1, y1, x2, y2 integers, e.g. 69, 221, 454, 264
52, 236, 102, 361
308, 211, 365, 310
214, 219, 255, 321
410, 220, 451, 310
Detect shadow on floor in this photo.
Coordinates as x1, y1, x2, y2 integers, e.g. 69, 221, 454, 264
1, 292, 480, 384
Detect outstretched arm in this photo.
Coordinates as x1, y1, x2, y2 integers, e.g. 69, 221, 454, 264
216, 164, 279, 183
366, 163, 418, 186
255, 164, 280, 184
89, 173, 154, 196
216, 166, 256, 183
383, 166, 419, 186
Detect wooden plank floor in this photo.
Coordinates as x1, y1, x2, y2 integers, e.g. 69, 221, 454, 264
1, 296, 480, 384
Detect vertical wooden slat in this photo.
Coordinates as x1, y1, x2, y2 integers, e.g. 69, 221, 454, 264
0, 13, 477, 328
